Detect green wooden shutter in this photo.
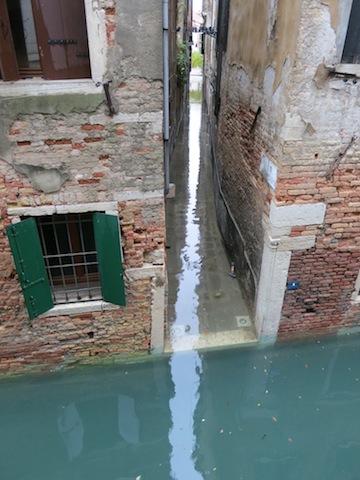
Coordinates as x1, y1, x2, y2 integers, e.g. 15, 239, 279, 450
93, 213, 126, 306
6, 218, 54, 320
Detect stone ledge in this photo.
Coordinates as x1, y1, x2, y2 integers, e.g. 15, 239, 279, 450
8, 202, 118, 217
125, 265, 164, 281
0, 79, 100, 97
114, 190, 163, 202
40, 300, 118, 318
270, 201, 326, 228
334, 64, 360, 77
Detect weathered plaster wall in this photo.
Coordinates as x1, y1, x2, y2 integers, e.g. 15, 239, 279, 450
321, 0, 340, 29
1, 81, 163, 195
273, 0, 360, 339
208, 0, 360, 340
227, 0, 268, 84
111, 0, 163, 81
0, 0, 166, 373
227, 0, 303, 90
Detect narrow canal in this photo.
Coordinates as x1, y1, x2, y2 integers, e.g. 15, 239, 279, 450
1, 336, 360, 479
1, 102, 360, 480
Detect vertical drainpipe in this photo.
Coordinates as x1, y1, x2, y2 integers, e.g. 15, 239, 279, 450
163, 0, 170, 195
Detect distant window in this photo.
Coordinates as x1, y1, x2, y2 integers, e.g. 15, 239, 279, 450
342, 0, 360, 63
0, 0, 91, 81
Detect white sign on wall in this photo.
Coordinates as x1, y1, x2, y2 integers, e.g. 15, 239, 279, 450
260, 153, 277, 190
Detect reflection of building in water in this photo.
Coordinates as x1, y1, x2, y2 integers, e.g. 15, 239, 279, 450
169, 351, 203, 480
58, 403, 84, 461
2, 358, 174, 479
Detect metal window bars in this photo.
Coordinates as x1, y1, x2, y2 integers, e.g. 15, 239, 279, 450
37, 213, 102, 304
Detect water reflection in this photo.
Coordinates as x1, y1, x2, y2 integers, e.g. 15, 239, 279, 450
169, 102, 204, 479
170, 102, 202, 347
169, 352, 203, 479
58, 403, 84, 461
0, 360, 173, 480
193, 339, 360, 479
1, 336, 360, 478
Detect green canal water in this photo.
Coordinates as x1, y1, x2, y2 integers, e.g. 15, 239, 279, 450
1, 335, 360, 479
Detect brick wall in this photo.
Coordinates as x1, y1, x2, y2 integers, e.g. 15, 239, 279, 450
207, 36, 360, 339
278, 162, 360, 339
214, 84, 277, 311
0, 0, 167, 373
0, 193, 165, 373
214, 66, 360, 339
0, 278, 153, 373
205, 0, 360, 341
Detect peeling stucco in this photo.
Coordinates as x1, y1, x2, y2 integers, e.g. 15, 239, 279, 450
227, 0, 303, 90
14, 164, 70, 193
271, 0, 303, 91
114, 0, 163, 80
0, 93, 104, 168
227, 0, 268, 86
321, 0, 340, 30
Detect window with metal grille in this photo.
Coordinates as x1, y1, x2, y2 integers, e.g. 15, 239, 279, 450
6, 212, 126, 319
0, 0, 91, 81
36, 213, 101, 304
342, 0, 360, 64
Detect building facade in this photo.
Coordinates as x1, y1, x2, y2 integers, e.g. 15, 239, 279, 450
0, 0, 186, 373
204, 0, 360, 342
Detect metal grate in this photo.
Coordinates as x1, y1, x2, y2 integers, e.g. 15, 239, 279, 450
36, 213, 102, 304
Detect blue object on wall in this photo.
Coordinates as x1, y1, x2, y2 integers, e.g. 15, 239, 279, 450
287, 281, 300, 291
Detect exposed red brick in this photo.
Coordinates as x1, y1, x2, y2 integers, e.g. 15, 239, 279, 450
84, 137, 104, 143
72, 143, 86, 150
45, 139, 71, 145
78, 179, 100, 184
81, 124, 105, 131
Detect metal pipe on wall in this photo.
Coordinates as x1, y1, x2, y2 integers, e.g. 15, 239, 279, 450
162, 0, 170, 195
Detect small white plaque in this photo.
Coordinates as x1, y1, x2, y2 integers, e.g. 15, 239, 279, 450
260, 153, 278, 190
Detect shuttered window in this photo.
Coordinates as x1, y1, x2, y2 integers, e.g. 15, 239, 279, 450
6, 218, 54, 320
0, 0, 91, 81
342, 0, 360, 64
6, 213, 126, 320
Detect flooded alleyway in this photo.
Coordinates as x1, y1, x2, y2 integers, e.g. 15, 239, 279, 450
2, 100, 360, 478
166, 101, 257, 351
